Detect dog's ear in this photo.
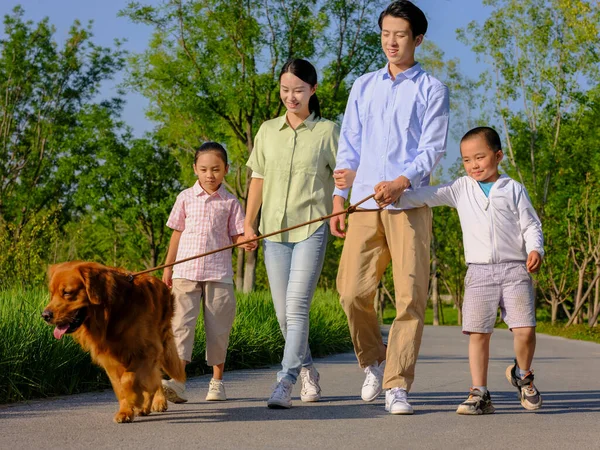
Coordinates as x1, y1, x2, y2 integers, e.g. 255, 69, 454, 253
79, 264, 112, 305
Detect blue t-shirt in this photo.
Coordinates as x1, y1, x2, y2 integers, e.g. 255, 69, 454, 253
478, 181, 495, 197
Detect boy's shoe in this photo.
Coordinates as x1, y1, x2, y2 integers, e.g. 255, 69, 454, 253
162, 379, 188, 403
267, 378, 293, 409
205, 378, 226, 401
385, 387, 414, 415
361, 360, 386, 402
300, 366, 321, 402
506, 359, 543, 410
456, 388, 495, 415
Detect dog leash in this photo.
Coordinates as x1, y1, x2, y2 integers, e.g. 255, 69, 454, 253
127, 193, 378, 281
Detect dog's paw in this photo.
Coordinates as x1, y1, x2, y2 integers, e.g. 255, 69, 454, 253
151, 397, 168, 413
114, 410, 135, 423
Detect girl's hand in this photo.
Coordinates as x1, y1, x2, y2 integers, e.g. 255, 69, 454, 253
527, 251, 542, 273
162, 267, 173, 288
238, 226, 258, 251
333, 169, 357, 189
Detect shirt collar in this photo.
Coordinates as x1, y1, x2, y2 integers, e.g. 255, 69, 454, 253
381, 62, 422, 82
193, 180, 226, 198
278, 111, 318, 131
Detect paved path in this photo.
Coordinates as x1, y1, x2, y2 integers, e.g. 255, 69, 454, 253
2, 326, 600, 450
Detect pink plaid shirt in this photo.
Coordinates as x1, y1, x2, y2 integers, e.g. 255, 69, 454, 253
167, 182, 245, 283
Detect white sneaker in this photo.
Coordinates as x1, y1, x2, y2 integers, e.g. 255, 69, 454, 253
300, 366, 321, 402
385, 387, 414, 415
361, 360, 385, 402
162, 379, 188, 403
205, 378, 226, 401
267, 378, 293, 409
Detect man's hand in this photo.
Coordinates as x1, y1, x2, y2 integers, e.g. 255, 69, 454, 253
162, 267, 173, 288
330, 196, 347, 238
527, 250, 543, 273
374, 176, 411, 208
333, 169, 357, 189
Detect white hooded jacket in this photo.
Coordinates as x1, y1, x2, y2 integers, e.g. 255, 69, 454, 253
397, 175, 544, 264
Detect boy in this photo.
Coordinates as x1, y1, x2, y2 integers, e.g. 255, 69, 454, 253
397, 126, 544, 414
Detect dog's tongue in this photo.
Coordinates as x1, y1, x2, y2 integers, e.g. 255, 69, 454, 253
53, 324, 69, 340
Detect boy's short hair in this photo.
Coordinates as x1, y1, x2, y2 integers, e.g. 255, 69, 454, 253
378, 1, 428, 37
461, 127, 502, 152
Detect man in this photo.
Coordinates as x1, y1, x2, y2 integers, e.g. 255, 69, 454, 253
331, 0, 449, 415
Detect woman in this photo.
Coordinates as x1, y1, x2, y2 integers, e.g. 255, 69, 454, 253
245, 59, 339, 409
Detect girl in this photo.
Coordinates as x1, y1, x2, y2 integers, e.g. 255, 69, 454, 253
244, 59, 339, 408
162, 142, 251, 403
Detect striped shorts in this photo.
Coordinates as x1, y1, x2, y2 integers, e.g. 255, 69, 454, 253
462, 262, 536, 334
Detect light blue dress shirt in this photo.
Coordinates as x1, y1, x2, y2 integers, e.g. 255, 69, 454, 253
334, 62, 450, 210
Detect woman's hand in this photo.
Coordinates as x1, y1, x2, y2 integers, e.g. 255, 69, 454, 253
239, 225, 258, 251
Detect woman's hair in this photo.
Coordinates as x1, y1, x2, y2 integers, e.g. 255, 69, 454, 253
279, 58, 321, 118
194, 141, 228, 165
378, 1, 428, 37
461, 127, 502, 152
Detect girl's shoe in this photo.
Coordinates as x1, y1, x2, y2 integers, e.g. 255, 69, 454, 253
162, 379, 188, 403
205, 378, 227, 401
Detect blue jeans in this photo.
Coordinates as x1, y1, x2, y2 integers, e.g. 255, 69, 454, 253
263, 223, 328, 383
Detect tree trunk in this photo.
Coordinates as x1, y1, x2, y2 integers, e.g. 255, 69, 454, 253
235, 247, 244, 291
551, 295, 558, 325
589, 266, 600, 327
242, 248, 257, 293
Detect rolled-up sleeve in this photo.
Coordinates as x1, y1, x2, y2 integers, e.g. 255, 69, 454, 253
334, 80, 363, 199
228, 199, 246, 237
401, 86, 449, 188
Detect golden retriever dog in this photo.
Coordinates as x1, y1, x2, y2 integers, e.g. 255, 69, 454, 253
42, 261, 186, 423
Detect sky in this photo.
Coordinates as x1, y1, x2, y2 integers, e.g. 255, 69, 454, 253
0, 0, 493, 170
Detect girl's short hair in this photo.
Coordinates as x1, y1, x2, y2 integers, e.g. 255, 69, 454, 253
461, 127, 502, 152
279, 58, 321, 118
194, 142, 228, 165
378, 1, 428, 37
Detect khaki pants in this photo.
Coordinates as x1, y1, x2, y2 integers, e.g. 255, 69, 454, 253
171, 279, 236, 365
337, 207, 431, 391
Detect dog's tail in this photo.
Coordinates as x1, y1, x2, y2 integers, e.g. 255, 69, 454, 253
162, 331, 186, 383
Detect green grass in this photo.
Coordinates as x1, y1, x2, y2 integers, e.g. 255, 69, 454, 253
0, 288, 352, 404
384, 304, 600, 344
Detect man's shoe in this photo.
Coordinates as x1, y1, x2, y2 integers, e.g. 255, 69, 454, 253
361, 360, 385, 402
267, 378, 293, 409
300, 366, 321, 402
205, 378, 227, 401
506, 359, 543, 410
162, 379, 188, 403
385, 387, 413, 415
456, 388, 495, 415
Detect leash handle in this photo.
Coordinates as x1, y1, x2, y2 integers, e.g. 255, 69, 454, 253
130, 193, 376, 278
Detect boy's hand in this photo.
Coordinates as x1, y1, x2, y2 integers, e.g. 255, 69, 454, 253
333, 169, 356, 189
374, 176, 410, 208
162, 267, 173, 288
527, 251, 543, 273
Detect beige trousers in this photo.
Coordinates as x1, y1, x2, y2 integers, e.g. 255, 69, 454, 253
337, 207, 431, 391
171, 278, 236, 365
